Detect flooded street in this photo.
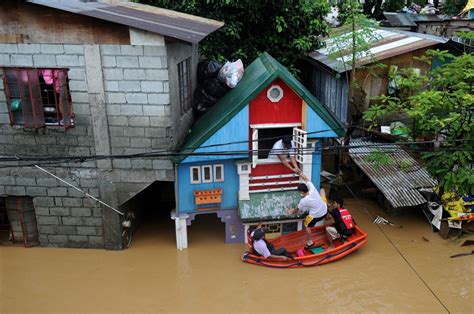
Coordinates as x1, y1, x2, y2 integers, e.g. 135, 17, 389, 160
1, 198, 472, 313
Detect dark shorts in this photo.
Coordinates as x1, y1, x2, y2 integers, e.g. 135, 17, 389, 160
305, 214, 326, 228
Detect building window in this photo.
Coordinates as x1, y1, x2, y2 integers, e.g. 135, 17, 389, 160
178, 58, 192, 115
2, 68, 74, 129
202, 165, 213, 183
3, 196, 40, 247
267, 85, 284, 102
190, 166, 201, 184
189, 164, 225, 184
213, 164, 224, 182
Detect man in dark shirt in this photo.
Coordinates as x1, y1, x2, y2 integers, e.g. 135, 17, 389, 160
325, 197, 355, 248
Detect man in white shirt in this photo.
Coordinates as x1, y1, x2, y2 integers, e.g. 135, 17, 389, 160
287, 173, 327, 248
268, 135, 300, 173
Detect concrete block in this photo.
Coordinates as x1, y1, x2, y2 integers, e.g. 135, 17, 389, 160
68, 235, 88, 242
5, 186, 26, 195
73, 103, 90, 115
113, 159, 131, 169
119, 81, 141, 92
124, 127, 145, 137
106, 93, 126, 104
84, 218, 103, 226
143, 105, 165, 116
100, 45, 121, 55
54, 226, 77, 235
64, 45, 84, 54
121, 105, 143, 116
89, 236, 104, 246
87, 188, 100, 198
13, 134, 36, 145
62, 217, 83, 226
36, 178, 59, 187
48, 235, 68, 243
131, 159, 153, 169
141, 81, 163, 93
56, 55, 79, 66
78, 56, 85, 66
38, 225, 54, 234
104, 80, 119, 91
109, 126, 124, 137
106, 105, 121, 115
0, 176, 15, 185
69, 80, 88, 92
143, 46, 166, 56
131, 138, 151, 148
77, 226, 97, 236
0, 54, 10, 66
79, 179, 97, 188
123, 69, 146, 80
92, 207, 102, 217
163, 81, 169, 93
62, 198, 83, 207
39, 235, 49, 244
101, 56, 116, 67
152, 159, 174, 170
120, 45, 143, 56
41, 44, 64, 54
47, 187, 68, 197
11, 55, 33, 67
126, 93, 148, 104
50, 207, 70, 216
128, 116, 150, 127
0, 44, 18, 53
108, 116, 128, 126
55, 197, 63, 206
56, 136, 78, 146
111, 136, 130, 147
34, 197, 55, 207
77, 136, 94, 146
26, 186, 47, 196
35, 207, 50, 216
33, 55, 57, 67
116, 56, 139, 68
68, 68, 86, 81
17, 44, 41, 54
71, 207, 92, 217
103, 68, 123, 80
38, 216, 60, 225
68, 146, 90, 156
70, 91, 89, 103
145, 69, 168, 81
145, 127, 166, 138
0, 135, 14, 144
152, 138, 173, 149
139, 56, 162, 68
148, 93, 170, 105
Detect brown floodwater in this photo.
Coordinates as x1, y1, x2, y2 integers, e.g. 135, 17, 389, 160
1, 199, 472, 313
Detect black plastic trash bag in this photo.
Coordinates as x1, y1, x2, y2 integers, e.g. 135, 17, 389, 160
197, 60, 223, 83
202, 78, 229, 99
192, 87, 217, 116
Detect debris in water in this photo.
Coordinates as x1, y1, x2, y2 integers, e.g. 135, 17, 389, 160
450, 250, 474, 258
422, 236, 430, 242
461, 240, 474, 247
372, 215, 402, 228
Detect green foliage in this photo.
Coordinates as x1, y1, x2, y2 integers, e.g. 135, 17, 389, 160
441, 0, 468, 15
139, 0, 330, 75
365, 48, 474, 195
382, 0, 405, 12
365, 149, 395, 168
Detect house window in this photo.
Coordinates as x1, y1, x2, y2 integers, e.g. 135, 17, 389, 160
4, 196, 40, 247
202, 165, 213, 183
190, 166, 201, 184
267, 85, 284, 102
2, 68, 74, 129
189, 164, 225, 184
213, 164, 224, 182
178, 58, 192, 115
251, 124, 307, 168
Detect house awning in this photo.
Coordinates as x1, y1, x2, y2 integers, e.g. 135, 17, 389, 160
349, 139, 437, 208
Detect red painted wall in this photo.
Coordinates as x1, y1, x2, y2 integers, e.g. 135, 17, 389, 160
249, 78, 302, 125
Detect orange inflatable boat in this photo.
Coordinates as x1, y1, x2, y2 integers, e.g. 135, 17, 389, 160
242, 225, 368, 268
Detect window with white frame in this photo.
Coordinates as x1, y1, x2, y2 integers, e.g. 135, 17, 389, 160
189, 164, 225, 184
250, 124, 307, 168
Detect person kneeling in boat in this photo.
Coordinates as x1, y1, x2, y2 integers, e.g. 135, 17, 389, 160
325, 197, 355, 248
251, 227, 289, 260
287, 173, 327, 249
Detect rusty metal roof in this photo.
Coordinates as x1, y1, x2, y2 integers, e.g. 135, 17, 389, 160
349, 139, 437, 208
307, 28, 448, 73
382, 12, 450, 27
27, 0, 224, 44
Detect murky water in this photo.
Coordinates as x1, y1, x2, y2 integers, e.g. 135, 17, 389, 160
1, 199, 472, 313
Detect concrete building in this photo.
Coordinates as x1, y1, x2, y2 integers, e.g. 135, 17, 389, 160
0, 0, 222, 249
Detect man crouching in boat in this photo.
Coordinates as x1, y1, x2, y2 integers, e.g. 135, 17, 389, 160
325, 197, 355, 248
251, 227, 290, 260
286, 173, 328, 249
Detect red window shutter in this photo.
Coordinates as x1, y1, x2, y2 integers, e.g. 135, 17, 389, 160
57, 70, 73, 129
16, 69, 44, 129
27, 69, 45, 128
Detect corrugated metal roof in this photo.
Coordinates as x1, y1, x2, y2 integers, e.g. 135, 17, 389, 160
27, 0, 224, 44
349, 139, 437, 208
383, 12, 450, 27
308, 28, 448, 73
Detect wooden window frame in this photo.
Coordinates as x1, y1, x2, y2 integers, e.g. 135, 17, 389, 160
190, 166, 201, 184
2, 67, 74, 129
178, 58, 192, 115
213, 164, 224, 182
201, 165, 213, 183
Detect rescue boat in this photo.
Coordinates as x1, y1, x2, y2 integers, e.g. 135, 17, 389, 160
242, 225, 368, 268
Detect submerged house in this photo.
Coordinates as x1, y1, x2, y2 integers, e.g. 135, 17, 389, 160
171, 53, 344, 250
0, 0, 222, 249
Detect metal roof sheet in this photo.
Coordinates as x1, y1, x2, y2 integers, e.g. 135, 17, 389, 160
349, 139, 437, 208
173, 52, 346, 163
307, 28, 448, 73
27, 0, 224, 44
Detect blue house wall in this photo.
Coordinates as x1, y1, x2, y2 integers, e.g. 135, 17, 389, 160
177, 159, 239, 214
311, 141, 322, 190
182, 106, 249, 164
306, 106, 338, 138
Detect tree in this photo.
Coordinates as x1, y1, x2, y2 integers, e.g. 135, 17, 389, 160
364, 45, 474, 195
441, 0, 468, 15
138, 0, 330, 75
